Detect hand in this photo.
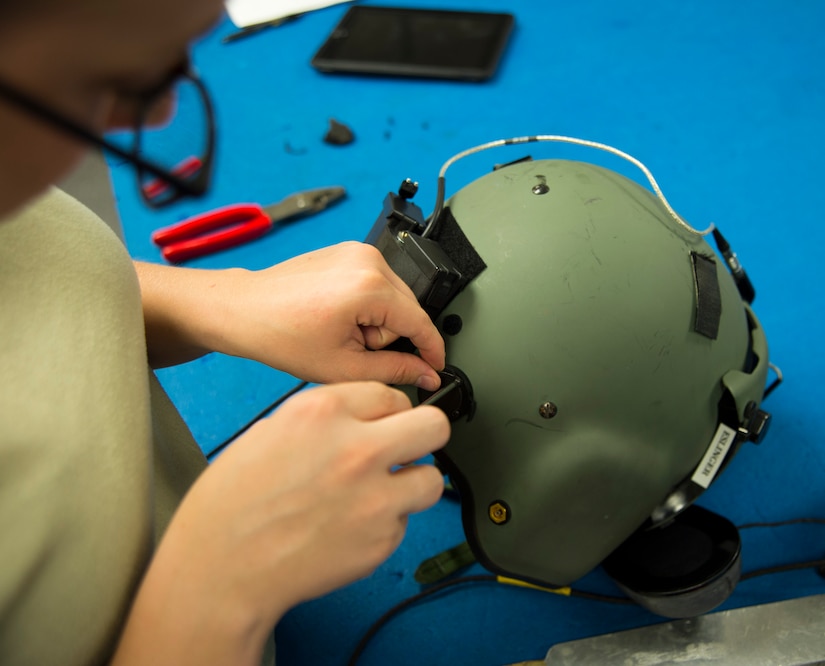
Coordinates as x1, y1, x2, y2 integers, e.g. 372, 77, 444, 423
114, 382, 449, 665
195, 382, 449, 609
225, 242, 445, 388
137, 242, 446, 389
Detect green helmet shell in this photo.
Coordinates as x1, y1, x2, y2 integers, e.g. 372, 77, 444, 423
431, 159, 769, 586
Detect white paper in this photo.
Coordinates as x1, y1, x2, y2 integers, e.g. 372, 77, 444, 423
225, 0, 350, 28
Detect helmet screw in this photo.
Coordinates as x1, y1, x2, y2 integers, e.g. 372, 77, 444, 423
539, 402, 558, 419
489, 501, 510, 525
441, 314, 463, 336
532, 183, 550, 195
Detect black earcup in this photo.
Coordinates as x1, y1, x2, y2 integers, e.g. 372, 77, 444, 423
602, 504, 741, 618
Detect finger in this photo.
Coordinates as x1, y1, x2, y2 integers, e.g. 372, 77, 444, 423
387, 309, 446, 372
349, 347, 442, 391
358, 296, 446, 373
372, 404, 450, 467
361, 324, 398, 351
348, 246, 446, 370
291, 381, 413, 423
391, 464, 445, 515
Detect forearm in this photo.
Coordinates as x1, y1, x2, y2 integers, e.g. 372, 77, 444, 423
135, 261, 246, 368
111, 586, 268, 666
110, 528, 278, 666
134, 243, 446, 386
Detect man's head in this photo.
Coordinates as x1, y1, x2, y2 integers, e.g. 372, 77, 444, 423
0, 0, 224, 217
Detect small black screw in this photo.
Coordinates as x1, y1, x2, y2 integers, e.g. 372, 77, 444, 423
441, 314, 463, 336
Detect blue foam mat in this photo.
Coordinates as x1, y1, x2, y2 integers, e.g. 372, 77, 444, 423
109, 2, 825, 664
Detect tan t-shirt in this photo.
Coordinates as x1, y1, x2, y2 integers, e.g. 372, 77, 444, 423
0, 189, 273, 665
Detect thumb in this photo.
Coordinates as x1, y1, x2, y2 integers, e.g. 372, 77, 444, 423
355, 350, 442, 391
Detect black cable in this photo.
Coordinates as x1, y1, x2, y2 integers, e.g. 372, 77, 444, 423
206, 380, 309, 460
348, 516, 825, 665
763, 376, 782, 400
735, 517, 825, 582
564, 587, 634, 604
739, 557, 825, 582
347, 575, 494, 666
738, 517, 825, 530
347, 574, 631, 666
421, 176, 446, 239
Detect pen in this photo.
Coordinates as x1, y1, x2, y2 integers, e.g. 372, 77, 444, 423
222, 14, 300, 44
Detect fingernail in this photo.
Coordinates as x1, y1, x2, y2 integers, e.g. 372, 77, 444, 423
415, 375, 440, 392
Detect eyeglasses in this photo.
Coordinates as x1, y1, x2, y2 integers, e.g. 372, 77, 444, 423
0, 63, 216, 209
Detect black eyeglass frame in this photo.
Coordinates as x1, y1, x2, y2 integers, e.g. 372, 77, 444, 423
0, 67, 216, 208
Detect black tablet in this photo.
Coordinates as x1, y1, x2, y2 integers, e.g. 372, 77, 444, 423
311, 6, 515, 82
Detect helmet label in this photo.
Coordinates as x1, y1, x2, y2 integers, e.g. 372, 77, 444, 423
691, 424, 737, 489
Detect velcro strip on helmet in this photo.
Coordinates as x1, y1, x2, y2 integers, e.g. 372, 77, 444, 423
690, 252, 722, 340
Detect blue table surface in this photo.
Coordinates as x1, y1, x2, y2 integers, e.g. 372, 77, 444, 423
108, 2, 825, 664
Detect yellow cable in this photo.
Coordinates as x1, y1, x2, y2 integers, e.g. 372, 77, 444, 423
496, 576, 572, 596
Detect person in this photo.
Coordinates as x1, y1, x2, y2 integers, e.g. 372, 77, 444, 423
0, 0, 450, 664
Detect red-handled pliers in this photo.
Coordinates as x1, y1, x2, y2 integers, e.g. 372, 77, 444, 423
151, 186, 346, 263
